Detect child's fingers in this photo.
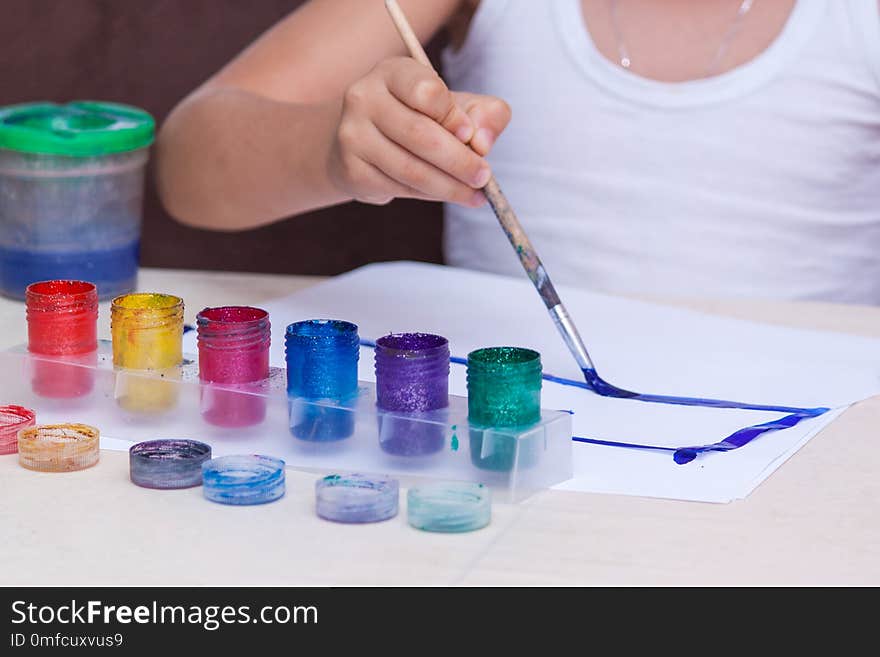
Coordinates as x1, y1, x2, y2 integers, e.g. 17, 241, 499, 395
347, 159, 431, 206
453, 91, 512, 156
373, 92, 491, 189
361, 124, 485, 207
333, 129, 433, 205
382, 58, 475, 143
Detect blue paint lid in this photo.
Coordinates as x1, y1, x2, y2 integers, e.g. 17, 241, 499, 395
202, 455, 286, 506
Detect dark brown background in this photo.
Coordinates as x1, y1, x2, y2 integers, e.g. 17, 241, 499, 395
0, 0, 445, 274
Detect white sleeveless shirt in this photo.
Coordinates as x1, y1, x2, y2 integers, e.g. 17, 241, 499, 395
441, 0, 880, 303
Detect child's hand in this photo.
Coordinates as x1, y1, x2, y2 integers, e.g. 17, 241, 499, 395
327, 56, 511, 207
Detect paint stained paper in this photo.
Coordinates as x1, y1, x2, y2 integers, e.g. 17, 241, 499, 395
228, 262, 880, 503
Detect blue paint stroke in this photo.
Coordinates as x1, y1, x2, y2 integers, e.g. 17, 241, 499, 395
572, 436, 675, 454
360, 339, 832, 464
572, 407, 827, 464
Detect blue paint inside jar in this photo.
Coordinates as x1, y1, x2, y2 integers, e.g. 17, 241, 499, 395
286, 319, 359, 442
0, 240, 139, 300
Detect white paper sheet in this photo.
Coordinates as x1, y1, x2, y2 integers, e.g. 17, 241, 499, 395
184, 262, 880, 503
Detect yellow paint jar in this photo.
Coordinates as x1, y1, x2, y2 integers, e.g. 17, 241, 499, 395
111, 293, 184, 413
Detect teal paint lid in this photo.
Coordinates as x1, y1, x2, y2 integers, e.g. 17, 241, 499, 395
0, 101, 155, 157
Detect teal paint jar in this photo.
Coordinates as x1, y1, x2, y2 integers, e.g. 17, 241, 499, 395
0, 101, 155, 299
467, 346, 542, 471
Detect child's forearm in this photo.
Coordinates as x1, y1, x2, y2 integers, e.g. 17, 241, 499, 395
156, 86, 347, 231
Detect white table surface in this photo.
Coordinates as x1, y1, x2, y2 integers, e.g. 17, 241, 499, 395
1, 267, 878, 586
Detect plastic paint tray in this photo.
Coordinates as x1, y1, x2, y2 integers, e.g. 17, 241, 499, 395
0, 342, 573, 501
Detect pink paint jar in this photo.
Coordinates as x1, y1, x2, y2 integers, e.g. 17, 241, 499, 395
25, 280, 98, 398
196, 306, 270, 427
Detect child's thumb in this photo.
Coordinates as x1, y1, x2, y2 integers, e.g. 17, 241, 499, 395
440, 102, 477, 145
455, 92, 512, 156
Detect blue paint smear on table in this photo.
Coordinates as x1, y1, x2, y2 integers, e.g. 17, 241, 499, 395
360, 339, 831, 464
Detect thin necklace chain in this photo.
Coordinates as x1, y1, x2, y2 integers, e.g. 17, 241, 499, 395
609, 0, 757, 78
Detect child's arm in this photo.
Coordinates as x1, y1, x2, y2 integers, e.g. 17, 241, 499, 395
156, 0, 511, 231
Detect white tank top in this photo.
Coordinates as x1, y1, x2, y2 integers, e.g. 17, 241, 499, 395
441, 0, 880, 303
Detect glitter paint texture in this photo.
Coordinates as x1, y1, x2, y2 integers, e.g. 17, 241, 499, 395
17, 423, 100, 472
286, 320, 358, 398
315, 473, 399, 524
286, 320, 359, 441
110, 293, 183, 413
129, 439, 212, 489
0, 405, 36, 455
467, 347, 542, 427
467, 347, 542, 472
407, 482, 491, 533
202, 454, 286, 505
375, 333, 449, 412
375, 333, 449, 457
26, 280, 98, 355
26, 280, 98, 398
197, 306, 270, 428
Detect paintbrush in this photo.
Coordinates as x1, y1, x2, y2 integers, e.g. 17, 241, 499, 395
384, 0, 599, 381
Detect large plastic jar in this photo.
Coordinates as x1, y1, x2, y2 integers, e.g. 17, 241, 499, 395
0, 101, 155, 300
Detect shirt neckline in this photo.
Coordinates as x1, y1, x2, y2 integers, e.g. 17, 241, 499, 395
554, 0, 827, 108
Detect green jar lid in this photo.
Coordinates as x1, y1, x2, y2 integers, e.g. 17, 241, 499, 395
0, 101, 155, 157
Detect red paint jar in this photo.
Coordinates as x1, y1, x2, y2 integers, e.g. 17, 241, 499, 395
25, 280, 98, 398
196, 306, 270, 427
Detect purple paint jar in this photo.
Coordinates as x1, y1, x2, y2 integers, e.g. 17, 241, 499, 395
374, 333, 449, 456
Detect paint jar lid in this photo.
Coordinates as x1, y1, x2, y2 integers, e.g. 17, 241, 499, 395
17, 423, 100, 472
315, 473, 399, 523
130, 439, 212, 490
0, 101, 155, 157
407, 481, 491, 533
202, 455, 286, 505
0, 405, 36, 456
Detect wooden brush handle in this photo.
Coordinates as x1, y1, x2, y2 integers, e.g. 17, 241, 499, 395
482, 178, 561, 308
383, 0, 562, 309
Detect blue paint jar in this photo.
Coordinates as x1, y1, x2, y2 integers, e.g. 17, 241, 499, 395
285, 319, 360, 442
0, 102, 154, 300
